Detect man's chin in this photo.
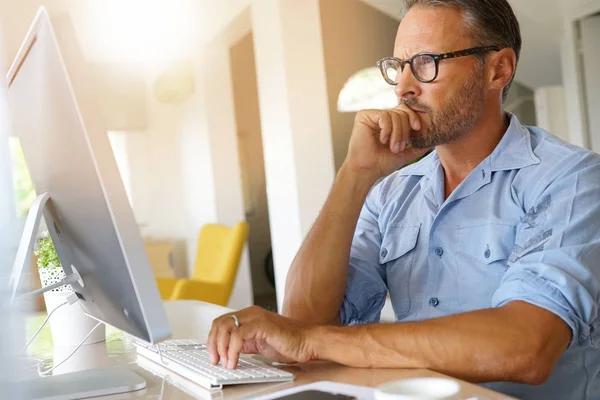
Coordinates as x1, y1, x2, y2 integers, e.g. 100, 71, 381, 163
409, 142, 436, 150
408, 132, 436, 149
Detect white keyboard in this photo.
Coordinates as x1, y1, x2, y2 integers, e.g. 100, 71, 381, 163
135, 339, 295, 390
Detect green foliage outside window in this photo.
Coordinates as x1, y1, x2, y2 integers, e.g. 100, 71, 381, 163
9, 138, 35, 218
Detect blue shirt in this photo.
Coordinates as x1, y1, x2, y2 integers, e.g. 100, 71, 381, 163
340, 114, 600, 400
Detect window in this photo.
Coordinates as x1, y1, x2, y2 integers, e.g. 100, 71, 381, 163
337, 67, 397, 112
8, 137, 35, 218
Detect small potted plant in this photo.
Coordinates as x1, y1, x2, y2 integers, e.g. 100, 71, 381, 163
36, 235, 71, 295
35, 233, 105, 348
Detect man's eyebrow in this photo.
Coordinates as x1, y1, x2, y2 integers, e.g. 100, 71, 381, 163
394, 48, 427, 59
395, 47, 450, 59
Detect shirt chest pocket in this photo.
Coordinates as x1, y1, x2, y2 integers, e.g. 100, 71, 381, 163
380, 224, 420, 317
455, 223, 516, 312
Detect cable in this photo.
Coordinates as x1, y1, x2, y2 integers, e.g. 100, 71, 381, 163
21, 272, 81, 298
157, 343, 165, 364
20, 301, 67, 355
20, 292, 81, 355
37, 321, 103, 376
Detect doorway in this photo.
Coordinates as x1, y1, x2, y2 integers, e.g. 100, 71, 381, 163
230, 32, 277, 310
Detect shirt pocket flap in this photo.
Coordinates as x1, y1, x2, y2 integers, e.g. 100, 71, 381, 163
510, 228, 553, 261
456, 223, 516, 264
380, 225, 421, 264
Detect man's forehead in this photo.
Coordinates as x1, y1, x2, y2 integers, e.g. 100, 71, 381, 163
393, 6, 468, 57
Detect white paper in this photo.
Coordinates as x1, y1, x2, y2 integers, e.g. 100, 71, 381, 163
249, 381, 376, 400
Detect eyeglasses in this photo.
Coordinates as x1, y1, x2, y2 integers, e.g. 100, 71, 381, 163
377, 46, 501, 85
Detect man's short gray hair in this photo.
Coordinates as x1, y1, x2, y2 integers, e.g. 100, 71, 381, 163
400, 0, 521, 102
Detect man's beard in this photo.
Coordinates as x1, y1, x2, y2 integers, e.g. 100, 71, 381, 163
400, 65, 486, 149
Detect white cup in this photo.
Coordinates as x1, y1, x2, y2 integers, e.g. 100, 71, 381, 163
374, 378, 461, 400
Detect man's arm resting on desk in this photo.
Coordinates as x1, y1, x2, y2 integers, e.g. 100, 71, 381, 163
207, 301, 570, 385
311, 301, 570, 385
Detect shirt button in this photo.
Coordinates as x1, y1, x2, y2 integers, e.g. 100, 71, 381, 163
381, 248, 388, 258
434, 247, 444, 257
429, 297, 440, 307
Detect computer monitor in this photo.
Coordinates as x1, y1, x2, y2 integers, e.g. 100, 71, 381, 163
6, 7, 171, 399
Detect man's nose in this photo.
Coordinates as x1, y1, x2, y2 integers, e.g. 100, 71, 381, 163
394, 65, 421, 100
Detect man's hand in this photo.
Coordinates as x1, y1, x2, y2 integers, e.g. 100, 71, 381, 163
345, 104, 430, 179
207, 306, 316, 370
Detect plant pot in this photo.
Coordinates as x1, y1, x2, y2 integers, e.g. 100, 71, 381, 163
51, 335, 111, 375
39, 266, 105, 347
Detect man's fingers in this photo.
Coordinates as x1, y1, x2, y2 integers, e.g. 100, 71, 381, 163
390, 111, 412, 153
400, 112, 411, 153
207, 321, 220, 364
388, 112, 401, 153
377, 111, 393, 144
227, 325, 255, 369
396, 104, 421, 131
379, 114, 390, 144
217, 323, 233, 368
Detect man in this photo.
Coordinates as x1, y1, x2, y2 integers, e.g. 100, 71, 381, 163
208, 1, 600, 398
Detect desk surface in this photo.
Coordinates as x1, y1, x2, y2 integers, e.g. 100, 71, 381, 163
26, 301, 514, 399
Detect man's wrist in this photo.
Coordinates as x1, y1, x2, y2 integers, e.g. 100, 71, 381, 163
338, 163, 380, 193
305, 325, 335, 362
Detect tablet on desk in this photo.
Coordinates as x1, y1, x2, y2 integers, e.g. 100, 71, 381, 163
273, 390, 356, 400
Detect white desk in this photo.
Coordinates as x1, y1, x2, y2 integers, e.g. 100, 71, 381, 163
26, 301, 514, 399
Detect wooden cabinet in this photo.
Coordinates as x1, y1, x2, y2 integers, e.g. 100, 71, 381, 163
142, 238, 188, 279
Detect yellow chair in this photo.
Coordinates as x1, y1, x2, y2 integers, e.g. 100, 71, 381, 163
156, 222, 249, 306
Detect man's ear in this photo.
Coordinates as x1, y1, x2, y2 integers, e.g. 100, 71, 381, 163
487, 48, 516, 94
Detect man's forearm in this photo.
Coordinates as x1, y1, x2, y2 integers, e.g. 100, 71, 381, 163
282, 164, 378, 324
307, 301, 570, 384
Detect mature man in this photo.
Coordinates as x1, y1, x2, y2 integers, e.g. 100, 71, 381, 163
208, 1, 600, 398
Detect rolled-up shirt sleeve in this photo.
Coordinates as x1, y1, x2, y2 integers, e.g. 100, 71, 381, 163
340, 182, 388, 325
492, 162, 600, 347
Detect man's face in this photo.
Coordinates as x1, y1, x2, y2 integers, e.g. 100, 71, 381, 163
394, 6, 487, 148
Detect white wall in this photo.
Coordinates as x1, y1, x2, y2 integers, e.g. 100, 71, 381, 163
505, 82, 536, 126
251, 0, 336, 310
177, 40, 254, 309
137, 83, 186, 239
535, 85, 569, 142
202, 43, 254, 309
230, 32, 275, 300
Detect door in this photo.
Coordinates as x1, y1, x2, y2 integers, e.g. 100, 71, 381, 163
581, 14, 600, 153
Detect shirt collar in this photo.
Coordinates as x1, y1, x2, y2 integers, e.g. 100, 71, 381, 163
398, 113, 540, 178
488, 113, 541, 171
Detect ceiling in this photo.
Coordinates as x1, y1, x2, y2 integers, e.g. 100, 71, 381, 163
359, 0, 569, 89
0, 0, 250, 71
1, 0, 598, 89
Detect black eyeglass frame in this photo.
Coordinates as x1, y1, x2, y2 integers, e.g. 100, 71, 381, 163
376, 46, 501, 84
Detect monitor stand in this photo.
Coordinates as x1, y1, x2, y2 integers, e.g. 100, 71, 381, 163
11, 193, 148, 399
8, 192, 79, 302
22, 366, 147, 400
